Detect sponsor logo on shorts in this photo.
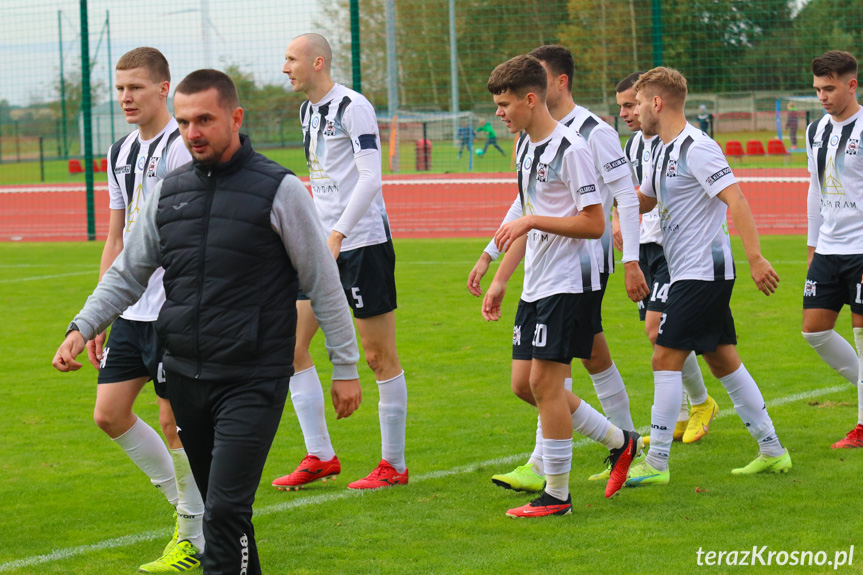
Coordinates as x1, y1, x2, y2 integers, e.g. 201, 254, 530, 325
804, 279, 817, 297
240, 534, 249, 574
577, 184, 596, 195
99, 347, 110, 370
604, 157, 627, 172
706, 167, 732, 185
114, 165, 131, 175
848, 139, 859, 155
513, 325, 522, 346
537, 162, 549, 183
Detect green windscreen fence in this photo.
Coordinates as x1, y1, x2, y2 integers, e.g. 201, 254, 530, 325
0, 0, 860, 240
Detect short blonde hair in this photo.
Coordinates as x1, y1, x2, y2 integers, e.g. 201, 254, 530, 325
633, 67, 687, 109
116, 47, 170, 84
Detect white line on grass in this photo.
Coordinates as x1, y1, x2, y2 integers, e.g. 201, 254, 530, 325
0, 270, 95, 284
0, 383, 848, 572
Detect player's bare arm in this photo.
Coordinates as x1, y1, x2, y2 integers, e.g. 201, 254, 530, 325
611, 206, 623, 252
493, 203, 605, 253
482, 235, 526, 322
86, 208, 126, 369
637, 190, 657, 213
717, 183, 779, 295
467, 251, 493, 297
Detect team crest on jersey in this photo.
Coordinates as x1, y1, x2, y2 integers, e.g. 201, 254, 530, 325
804, 279, 817, 297
114, 165, 131, 175
536, 162, 549, 182
847, 139, 859, 155
311, 113, 321, 130
666, 159, 678, 178
522, 156, 533, 171
146, 155, 161, 178
642, 148, 652, 165
324, 120, 336, 137
136, 153, 147, 173
830, 134, 840, 147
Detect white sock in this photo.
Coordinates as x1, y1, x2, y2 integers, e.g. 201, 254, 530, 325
802, 330, 858, 384
542, 438, 572, 500
289, 367, 335, 461
378, 371, 407, 473
572, 400, 622, 449
678, 390, 690, 422
681, 352, 708, 405
113, 417, 177, 505
528, 414, 545, 476
645, 371, 682, 471
590, 363, 635, 431
719, 364, 784, 457
170, 448, 205, 551
853, 328, 863, 425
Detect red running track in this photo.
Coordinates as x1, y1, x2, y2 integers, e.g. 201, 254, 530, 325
0, 169, 808, 242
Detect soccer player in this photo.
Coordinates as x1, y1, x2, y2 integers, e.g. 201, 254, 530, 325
468, 45, 647, 491
802, 50, 863, 448
614, 71, 718, 446
481, 54, 641, 517
276, 33, 408, 490
626, 67, 790, 487
53, 69, 360, 575
87, 47, 204, 572
476, 120, 506, 156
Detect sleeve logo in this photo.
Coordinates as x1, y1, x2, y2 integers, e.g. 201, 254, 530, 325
604, 157, 627, 172
705, 166, 732, 185
577, 184, 596, 195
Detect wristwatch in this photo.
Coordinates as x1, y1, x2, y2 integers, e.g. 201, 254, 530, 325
66, 322, 80, 337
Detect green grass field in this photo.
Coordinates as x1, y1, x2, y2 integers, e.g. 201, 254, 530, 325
1, 236, 861, 574
0, 128, 806, 186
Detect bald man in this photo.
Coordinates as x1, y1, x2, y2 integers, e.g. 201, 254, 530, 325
274, 33, 409, 491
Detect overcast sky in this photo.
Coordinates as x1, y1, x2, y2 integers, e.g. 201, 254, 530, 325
0, 0, 325, 107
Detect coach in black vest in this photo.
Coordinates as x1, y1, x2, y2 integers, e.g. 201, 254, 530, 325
53, 70, 360, 575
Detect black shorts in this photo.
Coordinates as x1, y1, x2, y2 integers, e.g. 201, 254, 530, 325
594, 272, 608, 334
655, 279, 737, 354
637, 242, 671, 321
298, 240, 397, 319
98, 317, 167, 398
803, 253, 863, 315
512, 291, 602, 364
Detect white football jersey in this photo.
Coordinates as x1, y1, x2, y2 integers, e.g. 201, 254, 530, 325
640, 123, 736, 283
806, 106, 863, 255
562, 106, 633, 273
624, 131, 662, 245
300, 83, 389, 251
516, 123, 602, 302
107, 118, 191, 321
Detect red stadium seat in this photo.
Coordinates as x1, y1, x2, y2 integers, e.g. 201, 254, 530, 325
93, 160, 102, 172
68, 159, 84, 174
725, 140, 744, 157
767, 139, 789, 155
100, 158, 108, 172
746, 140, 766, 155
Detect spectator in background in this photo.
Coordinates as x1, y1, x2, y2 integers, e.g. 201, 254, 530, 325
457, 121, 474, 158
787, 102, 799, 148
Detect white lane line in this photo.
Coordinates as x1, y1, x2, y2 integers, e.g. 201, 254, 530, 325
0, 383, 846, 572
0, 270, 95, 284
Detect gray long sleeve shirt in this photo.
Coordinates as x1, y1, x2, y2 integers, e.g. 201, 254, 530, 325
71, 173, 360, 381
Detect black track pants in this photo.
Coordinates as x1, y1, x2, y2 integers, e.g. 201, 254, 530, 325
167, 373, 290, 575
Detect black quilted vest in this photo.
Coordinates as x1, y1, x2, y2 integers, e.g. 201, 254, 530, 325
155, 135, 298, 382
